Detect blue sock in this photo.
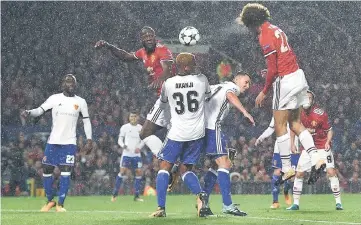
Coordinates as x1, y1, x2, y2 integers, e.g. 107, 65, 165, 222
217, 168, 232, 206
284, 180, 291, 195
43, 174, 54, 202
203, 169, 218, 197
134, 176, 142, 197
58, 172, 71, 206
112, 175, 123, 197
182, 171, 202, 195
272, 175, 280, 203
156, 170, 169, 208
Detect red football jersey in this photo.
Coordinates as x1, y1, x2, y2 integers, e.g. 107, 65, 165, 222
259, 22, 299, 76
301, 105, 332, 149
134, 43, 173, 95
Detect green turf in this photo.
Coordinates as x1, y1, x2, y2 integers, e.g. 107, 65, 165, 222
1, 194, 360, 225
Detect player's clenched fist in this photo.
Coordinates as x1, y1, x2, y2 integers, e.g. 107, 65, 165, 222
94, 40, 109, 49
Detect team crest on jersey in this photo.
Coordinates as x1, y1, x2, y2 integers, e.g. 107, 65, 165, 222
263, 44, 271, 50
74, 104, 79, 110
313, 108, 324, 115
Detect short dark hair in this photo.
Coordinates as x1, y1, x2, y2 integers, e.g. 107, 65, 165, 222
239, 3, 271, 28
307, 90, 316, 100
64, 74, 77, 83
140, 26, 155, 35
129, 109, 139, 115
228, 71, 251, 81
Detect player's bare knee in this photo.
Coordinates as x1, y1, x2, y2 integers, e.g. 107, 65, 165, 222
215, 155, 231, 169
159, 160, 173, 171
179, 164, 188, 174
59, 165, 72, 173
296, 171, 304, 179
273, 168, 282, 176
326, 168, 336, 177
139, 128, 150, 140
42, 164, 55, 175
139, 120, 156, 140
120, 168, 127, 176
135, 169, 143, 177
183, 164, 194, 172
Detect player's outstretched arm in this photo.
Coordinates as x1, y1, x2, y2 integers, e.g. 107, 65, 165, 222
226, 92, 255, 126
21, 95, 55, 118
21, 107, 45, 118
94, 40, 137, 61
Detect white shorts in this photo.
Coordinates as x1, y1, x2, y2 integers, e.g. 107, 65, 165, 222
296, 149, 335, 173
272, 69, 309, 110
146, 98, 170, 128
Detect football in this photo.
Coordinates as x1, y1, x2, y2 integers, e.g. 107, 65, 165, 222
179, 26, 200, 46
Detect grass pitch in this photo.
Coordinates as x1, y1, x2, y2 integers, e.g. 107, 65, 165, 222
2, 194, 361, 225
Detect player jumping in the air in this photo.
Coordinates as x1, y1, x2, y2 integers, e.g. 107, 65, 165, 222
287, 90, 343, 211
168, 72, 254, 216
255, 117, 300, 209
95, 26, 173, 156
111, 111, 145, 202
21, 75, 93, 212
238, 3, 324, 184
150, 53, 210, 218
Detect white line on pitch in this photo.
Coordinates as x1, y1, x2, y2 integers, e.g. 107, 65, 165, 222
2, 209, 360, 225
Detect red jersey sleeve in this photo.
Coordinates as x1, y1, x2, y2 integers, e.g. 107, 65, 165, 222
259, 33, 277, 58
134, 49, 144, 60
157, 46, 173, 62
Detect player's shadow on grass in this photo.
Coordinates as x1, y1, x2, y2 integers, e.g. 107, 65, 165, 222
286, 210, 340, 214
112, 217, 233, 225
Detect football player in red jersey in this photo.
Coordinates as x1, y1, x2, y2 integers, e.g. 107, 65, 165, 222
95, 27, 173, 156
238, 3, 324, 184
287, 90, 343, 211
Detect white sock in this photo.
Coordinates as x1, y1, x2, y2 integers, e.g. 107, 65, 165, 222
329, 176, 341, 204
277, 133, 291, 173
299, 130, 318, 165
293, 177, 303, 205
143, 135, 163, 155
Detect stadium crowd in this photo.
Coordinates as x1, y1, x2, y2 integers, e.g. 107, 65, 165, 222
2, 2, 361, 196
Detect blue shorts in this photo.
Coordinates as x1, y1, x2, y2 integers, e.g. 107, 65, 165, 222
272, 153, 300, 170
42, 144, 77, 166
120, 156, 142, 169
204, 129, 227, 156
158, 138, 204, 165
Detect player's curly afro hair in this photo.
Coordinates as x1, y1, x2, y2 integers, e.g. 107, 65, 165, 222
238, 3, 271, 28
